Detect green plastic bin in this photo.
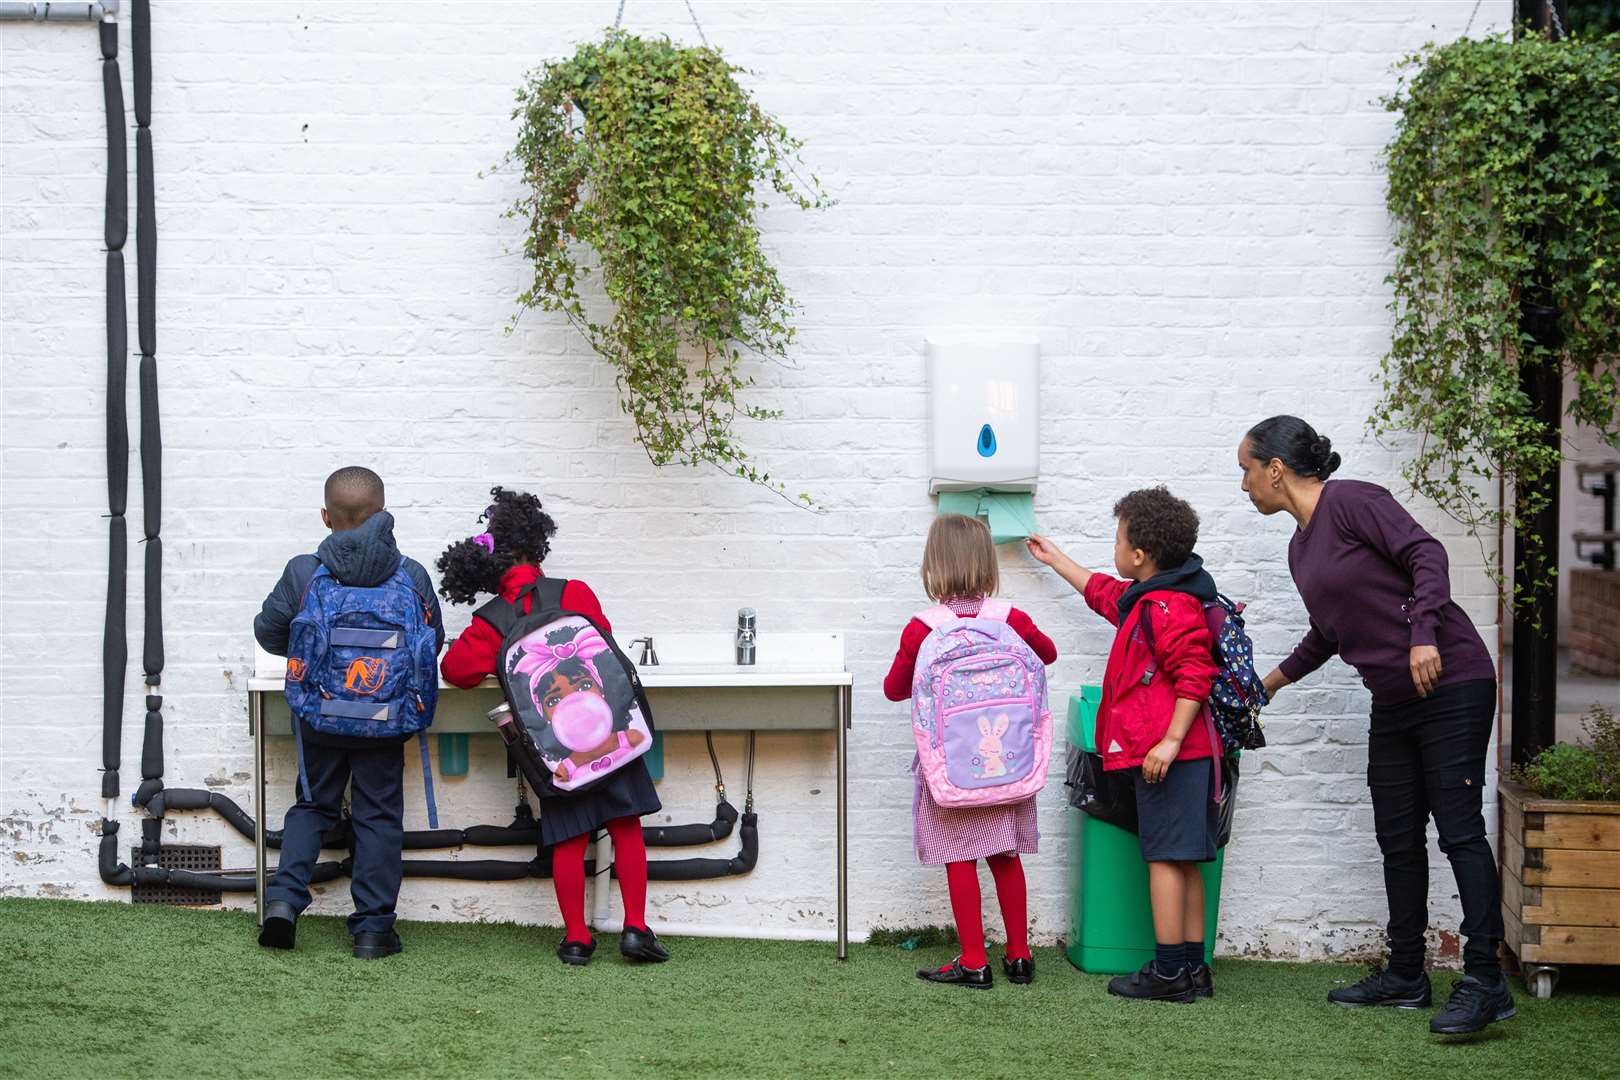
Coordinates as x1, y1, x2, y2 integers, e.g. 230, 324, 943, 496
1064, 687, 1225, 974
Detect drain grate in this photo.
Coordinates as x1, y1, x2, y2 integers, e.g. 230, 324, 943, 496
130, 844, 223, 906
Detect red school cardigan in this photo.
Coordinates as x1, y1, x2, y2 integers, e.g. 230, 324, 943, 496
440, 565, 611, 688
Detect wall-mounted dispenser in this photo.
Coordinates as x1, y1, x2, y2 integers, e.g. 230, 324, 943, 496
926, 336, 1039, 494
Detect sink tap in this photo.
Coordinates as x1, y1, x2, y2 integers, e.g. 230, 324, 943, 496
736, 608, 756, 666
629, 637, 658, 666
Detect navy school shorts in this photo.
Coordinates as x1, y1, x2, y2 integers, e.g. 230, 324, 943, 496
1132, 757, 1218, 863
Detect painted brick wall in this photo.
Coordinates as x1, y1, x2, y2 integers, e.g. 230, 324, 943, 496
1, 1, 1509, 960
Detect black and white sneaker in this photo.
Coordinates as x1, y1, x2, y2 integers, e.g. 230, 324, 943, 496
1327, 965, 1432, 1008
1430, 975, 1516, 1035
1107, 962, 1196, 1003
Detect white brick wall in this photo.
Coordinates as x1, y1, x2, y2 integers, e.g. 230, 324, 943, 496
1, 1, 1509, 960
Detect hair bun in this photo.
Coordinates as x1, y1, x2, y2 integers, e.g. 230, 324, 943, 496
1311, 436, 1342, 478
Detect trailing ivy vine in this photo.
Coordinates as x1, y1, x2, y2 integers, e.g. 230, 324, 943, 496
504, 31, 829, 503
1378, 31, 1620, 595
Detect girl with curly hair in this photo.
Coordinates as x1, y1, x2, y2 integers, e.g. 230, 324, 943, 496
438, 487, 667, 967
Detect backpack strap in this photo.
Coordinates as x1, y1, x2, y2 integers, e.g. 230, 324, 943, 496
531, 576, 568, 615
977, 597, 1012, 622
418, 733, 438, 829
917, 604, 956, 631
1137, 603, 1158, 686
473, 595, 521, 639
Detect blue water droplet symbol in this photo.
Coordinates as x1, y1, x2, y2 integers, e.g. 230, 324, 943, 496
977, 423, 997, 458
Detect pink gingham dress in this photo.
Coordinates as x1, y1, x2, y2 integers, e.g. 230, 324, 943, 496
911, 595, 1040, 866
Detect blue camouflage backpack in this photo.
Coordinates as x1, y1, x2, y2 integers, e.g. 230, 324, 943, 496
284, 558, 441, 825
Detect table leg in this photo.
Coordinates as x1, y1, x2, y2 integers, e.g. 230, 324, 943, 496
836, 684, 848, 960
253, 691, 266, 925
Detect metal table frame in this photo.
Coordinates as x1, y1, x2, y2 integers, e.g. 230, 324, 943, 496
249, 674, 853, 958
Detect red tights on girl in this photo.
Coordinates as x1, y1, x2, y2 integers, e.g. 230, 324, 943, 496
551, 815, 649, 945
945, 853, 1030, 968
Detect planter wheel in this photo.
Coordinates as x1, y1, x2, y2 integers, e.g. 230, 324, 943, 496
1524, 964, 1560, 1000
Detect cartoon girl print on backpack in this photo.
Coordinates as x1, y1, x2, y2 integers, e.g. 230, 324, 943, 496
507, 620, 650, 784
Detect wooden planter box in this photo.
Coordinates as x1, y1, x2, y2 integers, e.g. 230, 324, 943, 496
1499, 779, 1620, 997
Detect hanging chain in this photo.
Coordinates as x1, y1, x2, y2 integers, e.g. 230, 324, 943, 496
610, 0, 710, 46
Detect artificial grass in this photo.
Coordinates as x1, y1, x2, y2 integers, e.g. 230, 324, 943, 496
1, 898, 1617, 1080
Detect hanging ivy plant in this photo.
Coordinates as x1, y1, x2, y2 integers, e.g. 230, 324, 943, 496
504, 31, 829, 503
1378, 31, 1620, 595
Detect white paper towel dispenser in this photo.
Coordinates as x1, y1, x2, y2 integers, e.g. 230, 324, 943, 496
926, 336, 1039, 494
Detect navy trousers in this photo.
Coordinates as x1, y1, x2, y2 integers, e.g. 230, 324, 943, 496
267, 734, 404, 935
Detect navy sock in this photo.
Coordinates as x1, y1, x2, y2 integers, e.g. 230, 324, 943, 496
1185, 940, 1206, 970
1153, 942, 1184, 978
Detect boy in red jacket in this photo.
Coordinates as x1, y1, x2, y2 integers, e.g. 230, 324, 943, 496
1028, 487, 1221, 1003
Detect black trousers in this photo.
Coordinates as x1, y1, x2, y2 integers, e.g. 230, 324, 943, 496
1367, 678, 1501, 978
267, 736, 404, 935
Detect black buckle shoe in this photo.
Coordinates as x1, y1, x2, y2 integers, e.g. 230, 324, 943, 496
1327, 965, 1431, 1008
352, 930, 402, 960
257, 901, 297, 950
1190, 964, 1213, 999
1430, 975, 1516, 1035
1003, 956, 1035, 985
917, 957, 993, 989
619, 926, 669, 963
557, 938, 597, 967
1107, 961, 1196, 1003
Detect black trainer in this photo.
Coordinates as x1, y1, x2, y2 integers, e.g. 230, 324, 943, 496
257, 901, 297, 950
352, 930, 402, 960
917, 957, 993, 989
1430, 975, 1516, 1035
1189, 964, 1214, 999
1003, 956, 1034, 985
1107, 962, 1196, 1003
619, 926, 670, 963
1327, 965, 1432, 1008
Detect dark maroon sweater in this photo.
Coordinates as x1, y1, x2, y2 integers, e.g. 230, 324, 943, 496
1277, 480, 1496, 706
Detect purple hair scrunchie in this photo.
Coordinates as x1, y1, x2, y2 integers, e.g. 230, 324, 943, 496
471, 533, 495, 554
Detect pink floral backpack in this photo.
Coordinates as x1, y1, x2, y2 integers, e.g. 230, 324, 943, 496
910, 599, 1052, 808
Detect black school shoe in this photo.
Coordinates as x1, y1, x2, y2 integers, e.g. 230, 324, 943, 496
619, 926, 670, 963
917, 958, 993, 989
1107, 962, 1196, 1003
1190, 964, 1214, 999
352, 930, 402, 960
257, 901, 297, 950
557, 938, 597, 967
1327, 965, 1432, 1009
1429, 975, 1517, 1036
1003, 956, 1035, 985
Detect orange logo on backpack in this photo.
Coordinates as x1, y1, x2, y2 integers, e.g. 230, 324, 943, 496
286, 657, 307, 683
344, 656, 387, 695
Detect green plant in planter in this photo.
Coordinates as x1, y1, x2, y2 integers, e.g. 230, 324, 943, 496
505, 31, 829, 503
1512, 704, 1620, 800
1378, 32, 1620, 592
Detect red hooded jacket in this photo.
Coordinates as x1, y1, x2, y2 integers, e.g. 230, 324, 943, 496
441, 565, 610, 688
1083, 572, 1220, 771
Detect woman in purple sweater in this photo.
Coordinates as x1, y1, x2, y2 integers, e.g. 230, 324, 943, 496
1239, 415, 1514, 1037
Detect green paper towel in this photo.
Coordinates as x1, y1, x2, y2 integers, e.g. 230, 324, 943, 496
936, 488, 1037, 544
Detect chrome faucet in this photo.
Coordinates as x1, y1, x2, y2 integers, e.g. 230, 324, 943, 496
735, 608, 756, 666
629, 636, 658, 666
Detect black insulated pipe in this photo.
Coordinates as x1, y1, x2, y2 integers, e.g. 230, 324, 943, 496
98, 821, 132, 885
643, 799, 737, 846
645, 812, 759, 880
101, 58, 125, 252
135, 130, 155, 357
132, 0, 150, 126
142, 536, 162, 676
140, 816, 160, 865
140, 695, 162, 780
105, 254, 127, 515
100, 516, 126, 799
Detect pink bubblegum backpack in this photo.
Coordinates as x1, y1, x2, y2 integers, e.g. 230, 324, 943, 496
910, 599, 1052, 808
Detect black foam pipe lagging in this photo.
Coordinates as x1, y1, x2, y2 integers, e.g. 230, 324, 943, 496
643, 799, 736, 846
138, 355, 160, 536
133, 0, 151, 126
98, 821, 132, 885
140, 816, 160, 865
136, 132, 156, 358
102, 61, 125, 253
644, 812, 759, 880
142, 537, 163, 676
141, 696, 162, 780
99, 16, 116, 60
106, 254, 128, 514
101, 516, 127, 800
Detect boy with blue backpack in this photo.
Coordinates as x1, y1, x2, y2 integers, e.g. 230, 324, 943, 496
252, 466, 443, 958
1028, 487, 1265, 1002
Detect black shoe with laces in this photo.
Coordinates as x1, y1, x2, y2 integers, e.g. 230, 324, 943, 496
1327, 965, 1432, 1008
1430, 975, 1516, 1035
1107, 961, 1196, 1003
619, 925, 670, 963
1189, 964, 1213, 999
917, 957, 993, 989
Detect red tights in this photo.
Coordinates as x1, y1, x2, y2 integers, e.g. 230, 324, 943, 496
551, 815, 649, 945
945, 853, 1030, 968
